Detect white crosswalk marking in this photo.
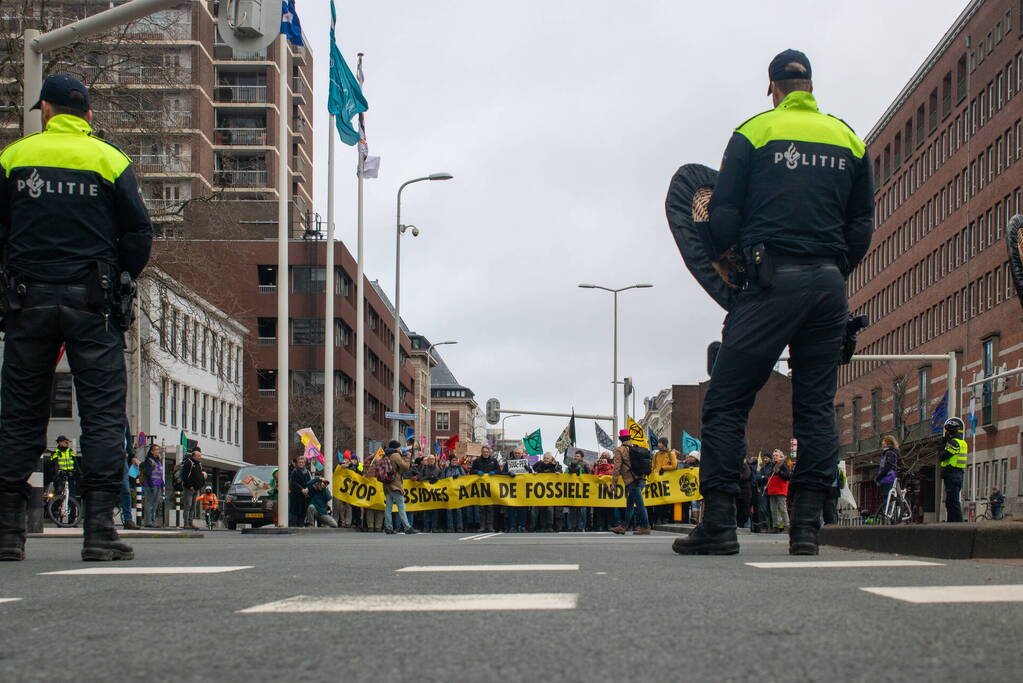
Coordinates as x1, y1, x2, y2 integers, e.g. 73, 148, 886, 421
39, 566, 252, 576
0, 598, 22, 604
396, 564, 579, 572
458, 532, 503, 541
861, 585, 1023, 603
746, 560, 944, 569
238, 593, 578, 613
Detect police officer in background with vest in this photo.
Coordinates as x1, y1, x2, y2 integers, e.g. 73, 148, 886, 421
940, 417, 968, 522
49, 435, 80, 497
0, 75, 152, 562
673, 50, 874, 558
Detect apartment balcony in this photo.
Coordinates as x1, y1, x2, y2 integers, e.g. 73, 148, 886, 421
293, 117, 307, 141
213, 43, 269, 61
292, 77, 306, 102
291, 45, 306, 65
291, 156, 307, 178
132, 154, 191, 174
257, 440, 277, 450
257, 336, 277, 345
214, 127, 268, 146
94, 109, 192, 129
145, 198, 187, 213
214, 85, 268, 104
257, 285, 276, 294
214, 169, 269, 188
258, 388, 276, 398
83, 65, 192, 87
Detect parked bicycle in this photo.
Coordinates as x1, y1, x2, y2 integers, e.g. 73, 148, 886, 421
873, 477, 913, 525
44, 472, 81, 528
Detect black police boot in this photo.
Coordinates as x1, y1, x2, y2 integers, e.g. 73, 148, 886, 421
789, 488, 826, 556
82, 491, 134, 561
672, 491, 739, 556
0, 491, 27, 561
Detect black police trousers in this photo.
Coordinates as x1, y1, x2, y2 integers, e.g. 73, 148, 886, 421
942, 468, 964, 522
700, 263, 847, 497
0, 283, 126, 497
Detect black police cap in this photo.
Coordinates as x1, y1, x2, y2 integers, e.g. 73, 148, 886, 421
768, 49, 812, 94
31, 73, 91, 113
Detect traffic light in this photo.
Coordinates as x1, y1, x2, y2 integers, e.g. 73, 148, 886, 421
623, 377, 633, 398
485, 398, 500, 425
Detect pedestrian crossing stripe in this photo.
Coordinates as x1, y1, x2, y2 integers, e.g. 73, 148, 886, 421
396, 564, 579, 572
238, 593, 578, 613
39, 566, 253, 576
860, 585, 1023, 603
0, 598, 21, 604
746, 560, 944, 569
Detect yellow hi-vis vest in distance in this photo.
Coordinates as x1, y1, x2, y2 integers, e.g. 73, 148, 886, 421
940, 438, 968, 468
51, 447, 76, 471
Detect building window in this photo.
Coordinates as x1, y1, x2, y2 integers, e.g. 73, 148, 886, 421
226, 403, 232, 443
436, 411, 450, 431
209, 399, 216, 438
159, 379, 167, 423
292, 265, 326, 293
292, 318, 324, 345
235, 347, 241, 384
159, 301, 168, 350
335, 320, 352, 348
50, 372, 73, 419
170, 382, 178, 427
257, 421, 277, 447
192, 388, 198, 429
200, 327, 208, 368
180, 385, 188, 430
291, 370, 324, 395
917, 366, 929, 423
201, 394, 208, 435
219, 400, 225, 440
170, 309, 178, 356
851, 397, 861, 443
234, 406, 240, 444
336, 268, 352, 296
982, 338, 996, 425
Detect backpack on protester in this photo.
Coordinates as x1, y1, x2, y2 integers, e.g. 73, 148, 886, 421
172, 459, 186, 491
628, 445, 653, 477
366, 455, 395, 484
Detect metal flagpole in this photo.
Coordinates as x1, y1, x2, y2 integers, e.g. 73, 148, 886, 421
355, 56, 367, 462
276, 34, 290, 527
323, 113, 336, 492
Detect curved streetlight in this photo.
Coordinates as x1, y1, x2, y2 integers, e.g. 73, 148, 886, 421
501, 414, 522, 447
578, 283, 655, 434
393, 173, 454, 439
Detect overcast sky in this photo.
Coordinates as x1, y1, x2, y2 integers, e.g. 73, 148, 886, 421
299, 0, 968, 453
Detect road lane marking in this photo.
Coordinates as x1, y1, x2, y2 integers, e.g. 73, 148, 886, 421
0, 598, 22, 604
458, 532, 503, 541
458, 533, 490, 541
238, 593, 578, 613
746, 560, 944, 569
39, 566, 253, 576
396, 564, 579, 572
860, 585, 1023, 603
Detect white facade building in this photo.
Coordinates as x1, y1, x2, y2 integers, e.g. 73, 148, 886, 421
127, 268, 248, 474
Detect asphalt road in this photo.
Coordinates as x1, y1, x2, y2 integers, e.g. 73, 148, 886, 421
2, 529, 1022, 682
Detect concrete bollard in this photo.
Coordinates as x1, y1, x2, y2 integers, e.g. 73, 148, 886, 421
134, 484, 144, 525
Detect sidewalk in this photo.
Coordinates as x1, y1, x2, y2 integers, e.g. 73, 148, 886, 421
30, 527, 204, 539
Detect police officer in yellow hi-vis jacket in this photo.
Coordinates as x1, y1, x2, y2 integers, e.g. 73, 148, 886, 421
940, 417, 968, 522
0, 74, 152, 562
673, 50, 874, 558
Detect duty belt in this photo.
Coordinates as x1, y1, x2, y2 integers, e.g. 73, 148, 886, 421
771, 252, 838, 267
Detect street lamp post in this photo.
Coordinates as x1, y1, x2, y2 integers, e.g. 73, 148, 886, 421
578, 283, 654, 435
501, 414, 522, 448
393, 173, 453, 440
422, 340, 457, 448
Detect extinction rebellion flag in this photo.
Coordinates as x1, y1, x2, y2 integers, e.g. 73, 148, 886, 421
595, 423, 614, 450
523, 429, 543, 456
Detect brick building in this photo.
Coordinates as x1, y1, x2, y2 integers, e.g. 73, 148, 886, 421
429, 352, 478, 449
836, 0, 1023, 519
157, 238, 416, 465
0, 1, 315, 237
670, 372, 794, 457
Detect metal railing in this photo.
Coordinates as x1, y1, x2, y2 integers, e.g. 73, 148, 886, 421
214, 169, 269, 187
214, 127, 267, 145
82, 65, 192, 86
292, 156, 306, 176
257, 284, 276, 293
131, 154, 190, 173
292, 77, 305, 98
257, 440, 277, 450
214, 85, 268, 103
258, 388, 276, 397
95, 109, 193, 128
145, 198, 186, 211
257, 336, 277, 345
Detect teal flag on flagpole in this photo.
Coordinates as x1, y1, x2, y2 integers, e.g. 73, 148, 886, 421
682, 431, 701, 454
328, 0, 368, 145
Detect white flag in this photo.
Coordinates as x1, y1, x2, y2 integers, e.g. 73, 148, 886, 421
359, 156, 380, 178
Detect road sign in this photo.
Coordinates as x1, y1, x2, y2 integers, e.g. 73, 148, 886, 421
384, 412, 418, 421
486, 398, 500, 424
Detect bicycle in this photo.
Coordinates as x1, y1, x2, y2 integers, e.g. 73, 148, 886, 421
872, 478, 913, 525
975, 498, 1003, 521
204, 507, 219, 530
44, 473, 81, 528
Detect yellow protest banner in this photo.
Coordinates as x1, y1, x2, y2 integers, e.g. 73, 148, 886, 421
626, 417, 649, 449
332, 465, 701, 511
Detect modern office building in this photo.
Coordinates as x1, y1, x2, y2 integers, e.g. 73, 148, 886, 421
836, 0, 1022, 519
